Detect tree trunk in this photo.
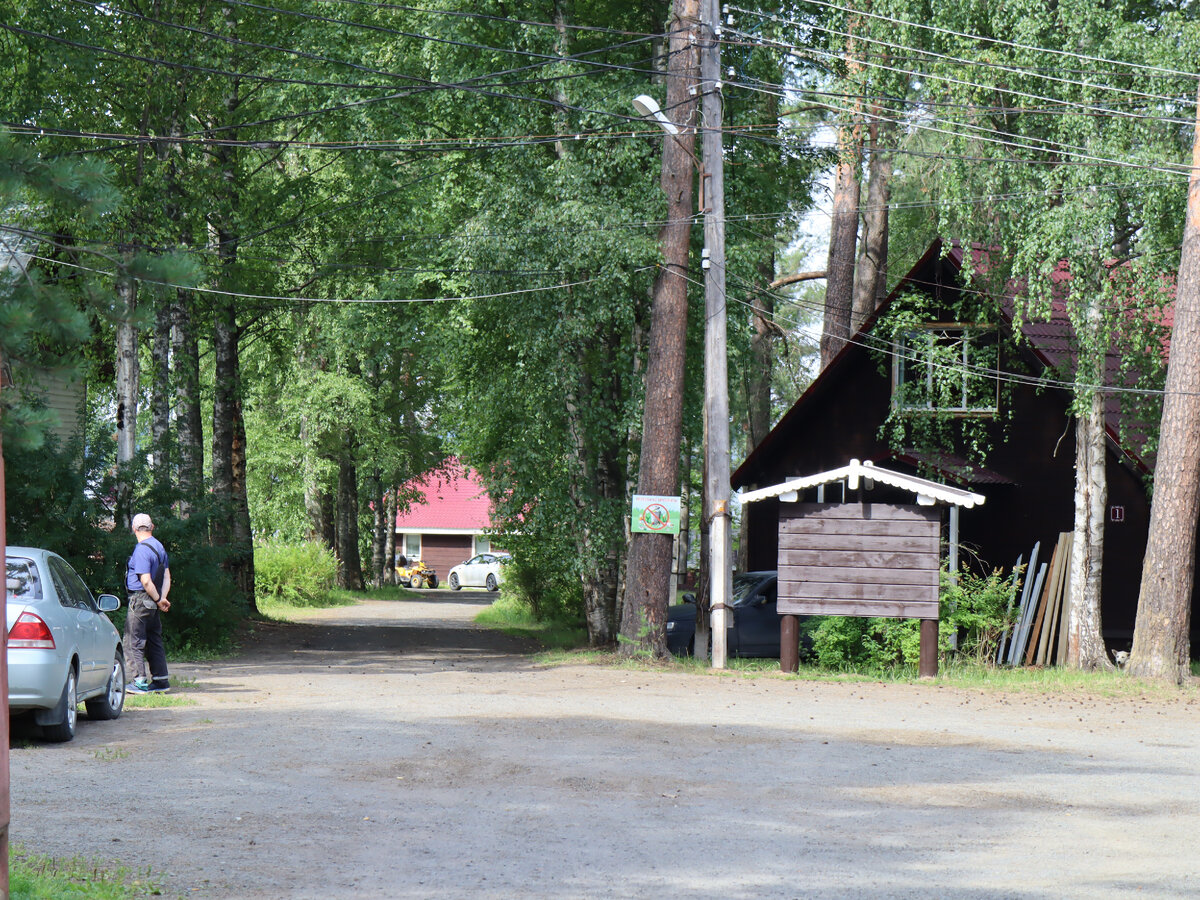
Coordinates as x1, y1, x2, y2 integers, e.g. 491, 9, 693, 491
1066, 375, 1110, 670
383, 488, 397, 586
150, 302, 172, 489
820, 19, 864, 368
371, 467, 386, 588
211, 295, 238, 558
1129, 85, 1200, 682
336, 442, 365, 590
821, 125, 862, 366
231, 391, 256, 612
566, 347, 621, 647
852, 115, 891, 332
171, 293, 203, 517
620, 0, 699, 657
115, 264, 139, 529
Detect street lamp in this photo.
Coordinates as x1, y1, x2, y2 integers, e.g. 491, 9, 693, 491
632, 0, 731, 667
632, 94, 680, 135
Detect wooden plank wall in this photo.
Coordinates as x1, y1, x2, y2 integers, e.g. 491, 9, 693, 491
777, 502, 941, 618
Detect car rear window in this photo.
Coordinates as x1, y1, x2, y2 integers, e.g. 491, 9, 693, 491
5, 557, 43, 601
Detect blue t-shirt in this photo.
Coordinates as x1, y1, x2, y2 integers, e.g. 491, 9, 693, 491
126, 537, 169, 594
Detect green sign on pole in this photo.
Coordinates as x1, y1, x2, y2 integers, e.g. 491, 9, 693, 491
631, 494, 681, 535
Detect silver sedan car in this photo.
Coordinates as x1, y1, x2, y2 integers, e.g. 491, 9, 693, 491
6, 546, 126, 742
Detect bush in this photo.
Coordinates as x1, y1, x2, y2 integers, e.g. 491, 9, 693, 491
940, 564, 1021, 664
804, 563, 1020, 672
495, 534, 583, 624
3, 436, 245, 653
254, 541, 338, 608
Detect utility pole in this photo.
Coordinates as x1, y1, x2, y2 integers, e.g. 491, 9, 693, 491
700, 0, 731, 667
0, 352, 11, 894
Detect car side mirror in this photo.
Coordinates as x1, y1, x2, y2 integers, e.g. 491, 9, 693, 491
682, 592, 696, 605
96, 593, 121, 613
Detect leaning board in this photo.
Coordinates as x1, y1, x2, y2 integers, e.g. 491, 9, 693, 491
777, 502, 941, 619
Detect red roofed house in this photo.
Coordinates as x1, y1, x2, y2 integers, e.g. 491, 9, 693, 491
394, 461, 498, 577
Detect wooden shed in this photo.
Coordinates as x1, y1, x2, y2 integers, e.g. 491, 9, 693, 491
741, 459, 985, 675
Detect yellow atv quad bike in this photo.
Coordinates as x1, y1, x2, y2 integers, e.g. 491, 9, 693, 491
396, 558, 438, 590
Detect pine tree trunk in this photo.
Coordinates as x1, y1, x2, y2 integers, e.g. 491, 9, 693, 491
383, 488, 397, 586
211, 297, 237, 552
115, 264, 139, 529
621, 0, 699, 657
150, 303, 172, 488
852, 115, 891, 332
820, 17, 864, 368
231, 392, 256, 612
371, 468, 386, 588
171, 293, 203, 517
336, 443, 365, 590
1129, 86, 1200, 682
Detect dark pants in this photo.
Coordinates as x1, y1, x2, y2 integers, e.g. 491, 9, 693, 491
125, 591, 169, 685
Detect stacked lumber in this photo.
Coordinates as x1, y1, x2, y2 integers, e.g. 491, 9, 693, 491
1000, 533, 1073, 667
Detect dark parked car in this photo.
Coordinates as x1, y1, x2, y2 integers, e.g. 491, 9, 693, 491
667, 571, 797, 658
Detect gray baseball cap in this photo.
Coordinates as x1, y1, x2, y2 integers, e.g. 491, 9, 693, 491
132, 513, 154, 531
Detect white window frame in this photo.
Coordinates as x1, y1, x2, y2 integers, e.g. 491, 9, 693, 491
892, 324, 999, 415
404, 534, 421, 560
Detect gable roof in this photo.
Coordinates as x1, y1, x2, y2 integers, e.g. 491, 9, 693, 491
741, 459, 987, 508
394, 459, 494, 532
733, 239, 1169, 489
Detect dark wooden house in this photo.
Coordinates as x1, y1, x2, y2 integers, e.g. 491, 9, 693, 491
733, 240, 1172, 647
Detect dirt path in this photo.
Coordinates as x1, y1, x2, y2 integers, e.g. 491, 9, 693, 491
12, 593, 1200, 899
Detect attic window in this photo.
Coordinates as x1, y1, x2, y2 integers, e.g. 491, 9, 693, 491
892, 324, 999, 415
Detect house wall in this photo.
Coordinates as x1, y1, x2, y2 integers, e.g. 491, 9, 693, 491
419, 534, 474, 577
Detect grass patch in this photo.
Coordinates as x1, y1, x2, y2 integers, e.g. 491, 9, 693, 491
11, 847, 162, 899
124, 676, 198, 709
255, 584, 420, 625
474, 595, 587, 650
91, 747, 130, 762
124, 691, 195, 709
533, 649, 1200, 698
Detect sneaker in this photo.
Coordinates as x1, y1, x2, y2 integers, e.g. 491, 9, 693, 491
127, 680, 150, 694
146, 682, 170, 693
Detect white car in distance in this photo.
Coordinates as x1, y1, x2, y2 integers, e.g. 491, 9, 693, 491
447, 553, 511, 592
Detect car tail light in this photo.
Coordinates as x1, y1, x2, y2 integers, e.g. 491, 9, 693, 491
9, 612, 55, 649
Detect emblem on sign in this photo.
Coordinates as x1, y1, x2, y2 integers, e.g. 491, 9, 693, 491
631, 494, 682, 535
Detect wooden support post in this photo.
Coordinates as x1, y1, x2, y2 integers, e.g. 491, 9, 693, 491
780, 614, 799, 673
919, 618, 938, 678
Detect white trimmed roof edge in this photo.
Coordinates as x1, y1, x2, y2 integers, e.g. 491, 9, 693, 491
739, 459, 986, 509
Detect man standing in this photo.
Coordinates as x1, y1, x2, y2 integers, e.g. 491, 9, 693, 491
125, 513, 171, 693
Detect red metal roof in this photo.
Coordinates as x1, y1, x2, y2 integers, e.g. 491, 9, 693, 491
394, 460, 494, 532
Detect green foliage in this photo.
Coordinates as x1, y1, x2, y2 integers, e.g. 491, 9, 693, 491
496, 539, 583, 625
807, 615, 923, 670
940, 565, 1021, 664
254, 541, 338, 608
805, 563, 1019, 671
474, 593, 588, 651
3, 435, 242, 652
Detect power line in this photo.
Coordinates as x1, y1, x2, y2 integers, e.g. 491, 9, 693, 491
756, 16, 1192, 108
318, 0, 658, 37
739, 80, 1192, 177
23, 251, 618, 305
732, 30, 1196, 133
731, 1, 1199, 81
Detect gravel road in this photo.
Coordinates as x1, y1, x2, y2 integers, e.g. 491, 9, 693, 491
11, 592, 1200, 899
